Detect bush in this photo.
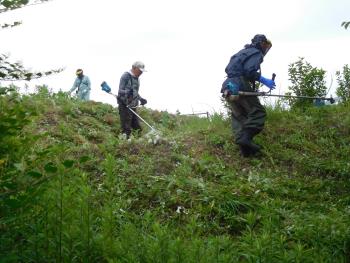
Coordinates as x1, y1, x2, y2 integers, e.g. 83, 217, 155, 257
336, 64, 350, 103
287, 57, 327, 109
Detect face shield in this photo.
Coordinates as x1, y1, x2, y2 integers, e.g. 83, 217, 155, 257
262, 39, 272, 56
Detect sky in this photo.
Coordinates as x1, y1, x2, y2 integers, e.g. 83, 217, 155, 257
1, 0, 349, 114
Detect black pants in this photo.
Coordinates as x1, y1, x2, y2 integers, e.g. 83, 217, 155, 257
229, 95, 266, 143
118, 103, 141, 137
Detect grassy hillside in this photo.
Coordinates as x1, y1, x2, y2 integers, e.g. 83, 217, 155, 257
1, 87, 350, 262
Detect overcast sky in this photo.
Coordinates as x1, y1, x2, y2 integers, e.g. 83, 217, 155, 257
1, 0, 349, 114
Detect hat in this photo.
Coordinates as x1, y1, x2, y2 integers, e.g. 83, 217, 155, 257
76, 69, 83, 75
132, 61, 146, 72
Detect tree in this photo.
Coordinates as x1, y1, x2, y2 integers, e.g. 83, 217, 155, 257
287, 57, 327, 109
341, 21, 350, 29
0, 0, 61, 87
336, 64, 350, 103
0, 0, 51, 28
0, 0, 50, 12
0, 54, 60, 82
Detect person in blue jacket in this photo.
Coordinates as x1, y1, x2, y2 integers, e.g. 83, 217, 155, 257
117, 61, 148, 139
70, 69, 91, 101
221, 34, 276, 157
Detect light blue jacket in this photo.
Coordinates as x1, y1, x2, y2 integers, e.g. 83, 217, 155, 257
70, 75, 91, 101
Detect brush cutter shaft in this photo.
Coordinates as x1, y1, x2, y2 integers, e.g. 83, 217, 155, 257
104, 90, 157, 132
102, 89, 158, 132
238, 91, 334, 101
126, 106, 156, 131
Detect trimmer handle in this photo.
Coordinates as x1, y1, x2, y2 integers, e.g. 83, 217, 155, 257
272, 73, 276, 81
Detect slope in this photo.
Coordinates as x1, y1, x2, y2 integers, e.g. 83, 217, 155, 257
1, 87, 350, 262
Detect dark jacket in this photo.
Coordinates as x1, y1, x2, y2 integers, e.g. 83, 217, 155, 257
117, 72, 143, 107
223, 44, 264, 92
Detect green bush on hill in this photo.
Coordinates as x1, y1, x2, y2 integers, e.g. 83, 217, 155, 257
1, 87, 350, 262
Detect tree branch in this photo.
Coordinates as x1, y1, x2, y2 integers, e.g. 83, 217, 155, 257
0, 0, 52, 14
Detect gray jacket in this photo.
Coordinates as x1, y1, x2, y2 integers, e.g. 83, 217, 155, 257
117, 72, 144, 107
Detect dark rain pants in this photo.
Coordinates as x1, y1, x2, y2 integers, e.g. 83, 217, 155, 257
229, 95, 266, 143
118, 103, 142, 138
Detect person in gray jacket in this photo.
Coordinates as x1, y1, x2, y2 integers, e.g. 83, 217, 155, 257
70, 69, 91, 101
117, 61, 148, 139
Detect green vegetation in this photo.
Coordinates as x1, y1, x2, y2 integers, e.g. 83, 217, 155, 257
1, 1, 61, 83
287, 57, 328, 109
1, 87, 350, 262
336, 64, 350, 103
342, 21, 350, 30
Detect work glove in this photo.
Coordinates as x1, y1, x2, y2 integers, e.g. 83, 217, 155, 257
259, 76, 276, 90
140, 98, 147, 106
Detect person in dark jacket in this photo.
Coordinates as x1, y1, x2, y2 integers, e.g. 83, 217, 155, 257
117, 61, 148, 139
221, 34, 275, 157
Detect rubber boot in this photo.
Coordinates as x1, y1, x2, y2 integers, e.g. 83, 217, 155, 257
236, 130, 261, 157
239, 145, 251, 157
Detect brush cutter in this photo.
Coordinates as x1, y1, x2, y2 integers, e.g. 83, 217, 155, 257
248, 73, 334, 103
237, 91, 335, 104
126, 106, 157, 132
225, 73, 335, 104
101, 81, 162, 143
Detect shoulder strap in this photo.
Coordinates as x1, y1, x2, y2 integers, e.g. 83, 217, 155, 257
78, 76, 84, 89
127, 72, 133, 86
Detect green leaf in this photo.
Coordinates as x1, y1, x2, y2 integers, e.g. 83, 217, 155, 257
13, 163, 24, 171
44, 162, 57, 173
79, 156, 90, 163
3, 181, 17, 190
4, 197, 21, 208
2, 1, 13, 8
27, 171, 43, 178
62, 159, 74, 168
341, 21, 350, 29
36, 149, 51, 157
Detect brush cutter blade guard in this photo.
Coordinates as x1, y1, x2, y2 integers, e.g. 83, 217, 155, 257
101, 81, 111, 93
